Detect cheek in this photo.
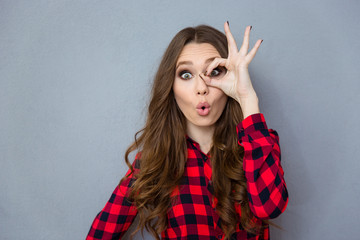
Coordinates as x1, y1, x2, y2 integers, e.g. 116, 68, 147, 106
173, 78, 191, 99
213, 89, 228, 110
173, 80, 188, 107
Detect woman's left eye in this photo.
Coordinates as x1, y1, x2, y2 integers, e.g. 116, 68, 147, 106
210, 67, 222, 77
179, 71, 193, 80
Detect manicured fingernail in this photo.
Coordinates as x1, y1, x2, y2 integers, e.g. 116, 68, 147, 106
227, 21, 229, 26
250, 26, 252, 30
261, 39, 263, 43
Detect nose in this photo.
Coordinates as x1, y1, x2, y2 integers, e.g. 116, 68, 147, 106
196, 74, 208, 95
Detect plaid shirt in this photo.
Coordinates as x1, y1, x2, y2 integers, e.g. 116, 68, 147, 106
86, 113, 288, 240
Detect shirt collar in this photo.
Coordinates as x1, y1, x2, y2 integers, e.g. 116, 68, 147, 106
185, 135, 211, 157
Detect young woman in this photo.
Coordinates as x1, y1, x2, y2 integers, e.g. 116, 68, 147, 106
86, 22, 288, 240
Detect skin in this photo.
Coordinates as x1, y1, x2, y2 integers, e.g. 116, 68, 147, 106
174, 22, 262, 153
173, 43, 228, 153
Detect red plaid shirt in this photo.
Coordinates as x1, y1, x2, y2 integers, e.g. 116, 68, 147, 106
86, 113, 288, 239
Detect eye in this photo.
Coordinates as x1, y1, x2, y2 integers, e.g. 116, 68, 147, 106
210, 67, 223, 77
179, 71, 193, 80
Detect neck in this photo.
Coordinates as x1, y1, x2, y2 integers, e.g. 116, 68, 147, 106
186, 123, 214, 154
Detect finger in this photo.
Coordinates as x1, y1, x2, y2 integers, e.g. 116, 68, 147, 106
239, 25, 252, 56
245, 39, 263, 62
200, 73, 222, 89
224, 21, 238, 56
205, 57, 227, 77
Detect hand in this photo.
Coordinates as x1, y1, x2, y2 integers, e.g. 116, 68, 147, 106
200, 22, 263, 105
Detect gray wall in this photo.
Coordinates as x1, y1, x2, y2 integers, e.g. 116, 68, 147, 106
1, 0, 359, 239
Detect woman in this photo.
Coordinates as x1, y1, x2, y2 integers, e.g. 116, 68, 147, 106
86, 22, 288, 240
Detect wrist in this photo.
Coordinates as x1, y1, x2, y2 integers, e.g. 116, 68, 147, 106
236, 94, 260, 119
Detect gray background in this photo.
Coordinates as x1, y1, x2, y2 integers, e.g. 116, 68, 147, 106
1, 0, 359, 239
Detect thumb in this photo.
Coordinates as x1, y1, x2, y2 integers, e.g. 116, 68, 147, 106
199, 73, 222, 89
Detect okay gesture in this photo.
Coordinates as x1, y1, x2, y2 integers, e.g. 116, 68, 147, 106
200, 22, 263, 109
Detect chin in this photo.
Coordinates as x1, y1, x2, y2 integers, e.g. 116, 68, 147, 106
190, 118, 218, 128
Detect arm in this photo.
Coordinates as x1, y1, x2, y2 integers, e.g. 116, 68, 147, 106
86, 157, 140, 239
197, 21, 288, 219
236, 113, 288, 219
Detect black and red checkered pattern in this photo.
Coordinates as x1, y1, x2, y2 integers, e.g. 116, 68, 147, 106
86, 113, 288, 239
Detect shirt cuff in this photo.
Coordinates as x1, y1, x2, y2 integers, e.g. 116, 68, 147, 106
236, 113, 268, 138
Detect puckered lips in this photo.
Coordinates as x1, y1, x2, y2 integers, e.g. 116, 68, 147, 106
196, 102, 210, 116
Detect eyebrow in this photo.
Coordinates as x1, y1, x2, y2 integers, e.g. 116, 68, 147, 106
176, 57, 217, 70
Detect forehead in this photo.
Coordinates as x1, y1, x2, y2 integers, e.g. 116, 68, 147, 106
177, 43, 220, 63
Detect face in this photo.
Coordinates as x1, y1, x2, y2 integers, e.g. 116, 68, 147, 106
173, 43, 228, 132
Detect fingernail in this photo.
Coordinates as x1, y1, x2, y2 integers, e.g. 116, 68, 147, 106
261, 39, 263, 43
227, 21, 229, 26
250, 26, 252, 30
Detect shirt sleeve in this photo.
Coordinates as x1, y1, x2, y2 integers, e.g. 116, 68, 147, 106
236, 113, 289, 219
86, 156, 140, 239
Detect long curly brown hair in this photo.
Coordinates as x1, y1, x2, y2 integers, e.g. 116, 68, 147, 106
120, 25, 268, 239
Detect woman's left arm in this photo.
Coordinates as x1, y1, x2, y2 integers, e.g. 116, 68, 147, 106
237, 113, 288, 219
202, 22, 288, 218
